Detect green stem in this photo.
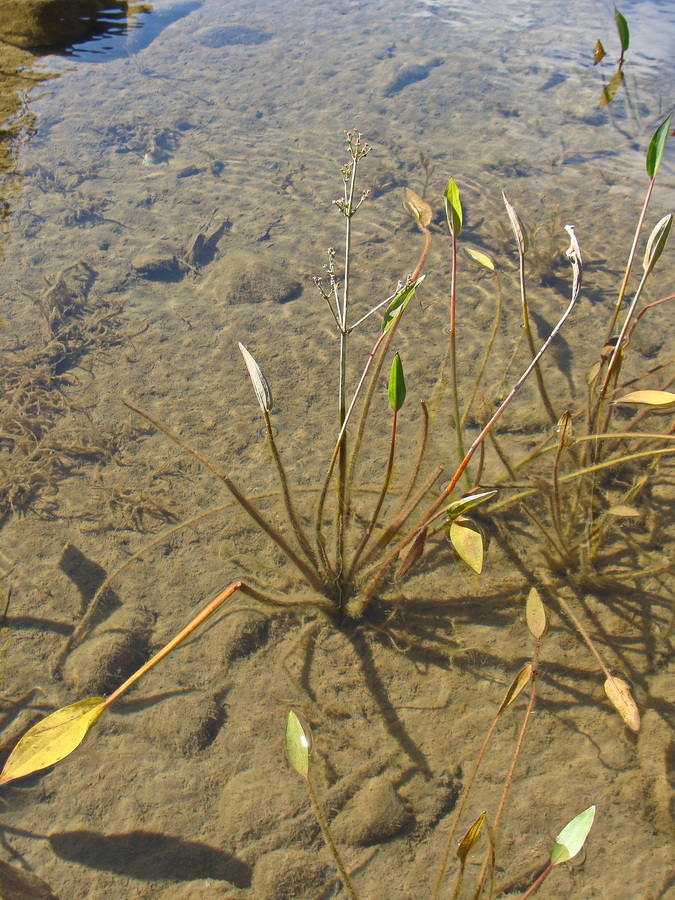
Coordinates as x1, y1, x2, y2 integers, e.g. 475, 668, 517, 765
306, 775, 360, 900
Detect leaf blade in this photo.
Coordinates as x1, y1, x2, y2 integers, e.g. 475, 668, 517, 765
444, 177, 462, 236
550, 805, 596, 865
388, 352, 406, 411
646, 113, 672, 179
0, 698, 106, 786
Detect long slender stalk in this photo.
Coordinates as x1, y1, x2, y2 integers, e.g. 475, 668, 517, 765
346, 410, 398, 582
262, 409, 322, 576
306, 775, 360, 900
352, 230, 582, 617
123, 401, 326, 594
105, 582, 242, 706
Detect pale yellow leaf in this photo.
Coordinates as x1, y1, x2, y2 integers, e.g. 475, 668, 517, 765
449, 517, 484, 574
607, 505, 640, 518
526, 587, 548, 640
465, 248, 495, 270
285, 709, 311, 779
615, 390, 675, 410
497, 664, 533, 717
0, 698, 106, 786
604, 675, 640, 732
403, 187, 432, 228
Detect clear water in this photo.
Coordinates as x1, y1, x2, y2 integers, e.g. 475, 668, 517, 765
0, 0, 673, 897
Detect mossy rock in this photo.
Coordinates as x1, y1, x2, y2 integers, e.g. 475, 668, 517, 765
0, 0, 118, 50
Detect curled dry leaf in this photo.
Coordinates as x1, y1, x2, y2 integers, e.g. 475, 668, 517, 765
604, 674, 640, 732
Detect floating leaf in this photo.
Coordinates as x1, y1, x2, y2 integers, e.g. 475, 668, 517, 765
0, 698, 106, 787
465, 247, 494, 270
526, 587, 548, 640
607, 505, 640, 518
457, 811, 486, 864
550, 805, 596, 865
599, 68, 624, 107
403, 187, 432, 229
444, 177, 462, 237
396, 527, 427, 580
285, 710, 311, 779
614, 8, 629, 53
0, 858, 59, 899
646, 113, 672, 179
615, 389, 675, 410
593, 39, 606, 64
502, 192, 526, 255
604, 674, 640, 731
239, 343, 273, 413
388, 352, 406, 411
497, 664, 533, 717
446, 489, 497, 521
382, 276, 425, 333
643, 213, 672, 275
449, 517, 484, 574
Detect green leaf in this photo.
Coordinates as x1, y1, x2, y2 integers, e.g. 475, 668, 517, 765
449, 517, 484, 574
285, 709, 311, 779
0, 698, 106, 786
646, 113, 672, 179
445, 489, 497, 521
643, 213, 672, 275
465, 247, 495, 270
382, 275, 425, 333
614, 8, 629, 53
388, 352, 406, 411
444, 177, 462, 236
593, 39, 606, 65
599, 68, 624, 107
239, 343, 273, 413
550, 805, 596, 866
526, 587, 548, 640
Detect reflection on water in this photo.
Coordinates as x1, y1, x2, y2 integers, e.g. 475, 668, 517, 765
0, 0, 673, 897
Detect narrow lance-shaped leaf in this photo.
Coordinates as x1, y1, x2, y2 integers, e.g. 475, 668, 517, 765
502, 192, 526, 255
526, 587, 548, 640
465, 247, 494, 270
646, 113, 672, 179
457, 811, 487, 864
239, 343, 273, 413
388, 352, 406, 411
446, 489, 497, 521
593, 39, 606, 64
497, 664, 533, 717
550, 805, 596, 865
382, 275, 425, 333
285, 709, 311, 779
643, 213, 672, 275
444, 177, 462, 237
449, 516, 484, 574
0, 698, 106, 787
614, 8, 629, 53
604, 674, 640, 731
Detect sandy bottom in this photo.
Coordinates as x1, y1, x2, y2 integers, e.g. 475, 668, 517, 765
0, 0, 673, 897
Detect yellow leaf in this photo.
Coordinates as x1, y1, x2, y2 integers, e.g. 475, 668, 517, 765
599, 68, 624, 106
607, 505, 640, 518
285, 710, 311, 779
457, 811, 486, 863
403, 187, 432, 228
0, 698, 106, 786
497, 664, 533, 717
615, 390, 675, 410
593, 39, 606, 65
604, 675, 640, 732
465, 247, 495, 270
526, 587, 548, 640
449, 517, 484, 574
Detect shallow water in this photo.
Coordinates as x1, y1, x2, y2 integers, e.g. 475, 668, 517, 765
0, 0, 673, 897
